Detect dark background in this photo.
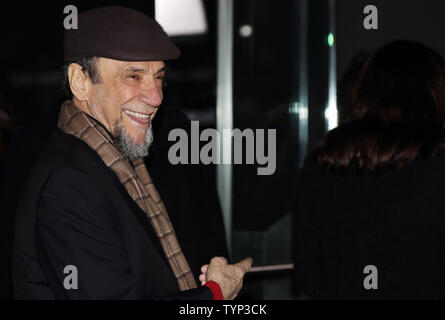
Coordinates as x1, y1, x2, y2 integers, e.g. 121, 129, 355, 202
337, 0, 445, 79
2, 0, 445, 300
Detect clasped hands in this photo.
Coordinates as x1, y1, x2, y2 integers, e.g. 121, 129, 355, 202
199, 256, 253, 300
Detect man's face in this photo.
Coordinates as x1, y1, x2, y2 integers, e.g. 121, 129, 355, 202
87, 57, 165, 147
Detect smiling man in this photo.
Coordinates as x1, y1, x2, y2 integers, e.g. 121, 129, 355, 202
12, 6, 251, 300
68, 57, 164, 160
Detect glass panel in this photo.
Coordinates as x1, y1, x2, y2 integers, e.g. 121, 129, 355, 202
231, 0, 332, 299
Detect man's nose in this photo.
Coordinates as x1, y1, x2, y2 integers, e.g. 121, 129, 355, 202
139, 80, 163, 107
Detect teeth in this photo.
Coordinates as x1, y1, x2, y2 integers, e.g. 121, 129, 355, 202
124, 110, 150, 119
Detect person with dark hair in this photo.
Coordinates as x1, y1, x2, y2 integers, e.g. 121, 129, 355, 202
293, 40, 445, 299
337, 51, 370, 123
12, 6, 251, 300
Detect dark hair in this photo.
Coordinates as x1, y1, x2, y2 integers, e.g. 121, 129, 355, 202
337, 51, 370, 122
62, 56, 102, 99
314, 40, 445, 172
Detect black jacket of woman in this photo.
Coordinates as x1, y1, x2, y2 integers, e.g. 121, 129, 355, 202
293, 40, 445, 299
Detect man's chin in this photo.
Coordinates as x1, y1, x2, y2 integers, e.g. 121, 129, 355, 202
113, 124, 153, 161
129, 135, 148, 147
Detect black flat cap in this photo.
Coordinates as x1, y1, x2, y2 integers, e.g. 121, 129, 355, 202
64, 6, 180, 62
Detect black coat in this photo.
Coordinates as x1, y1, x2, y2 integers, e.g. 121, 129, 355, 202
145, 105, 228, 279
293, 150, 445, 299
12, 129, 213, 299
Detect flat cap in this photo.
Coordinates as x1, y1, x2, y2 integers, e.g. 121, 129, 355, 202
64, 6, 180, 62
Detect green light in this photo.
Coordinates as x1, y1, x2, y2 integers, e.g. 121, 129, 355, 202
327, 33, 334, 47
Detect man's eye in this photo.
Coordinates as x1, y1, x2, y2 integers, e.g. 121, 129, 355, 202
156, 75, 165, 81
128, 75, 140, 80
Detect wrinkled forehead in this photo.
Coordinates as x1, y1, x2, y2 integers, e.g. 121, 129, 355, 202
97, 57, 166, 75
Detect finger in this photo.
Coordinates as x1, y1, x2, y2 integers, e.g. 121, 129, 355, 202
199, 274, 206, 283
234, 257, 253, 274
201, 264, 209, 273
210, 256, 228, 266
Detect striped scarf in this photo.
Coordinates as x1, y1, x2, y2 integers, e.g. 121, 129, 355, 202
58, 100, 197, 291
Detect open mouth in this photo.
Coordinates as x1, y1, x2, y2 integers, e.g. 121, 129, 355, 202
123, 109, 151, 125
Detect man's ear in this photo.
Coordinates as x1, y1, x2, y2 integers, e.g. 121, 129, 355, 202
68, 63, 92, 102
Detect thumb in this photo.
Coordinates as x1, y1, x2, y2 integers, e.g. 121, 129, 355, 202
235, 257, 253, 274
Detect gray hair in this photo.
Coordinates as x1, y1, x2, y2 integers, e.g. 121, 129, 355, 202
62, 56, 102, 99
113, 123, 154, 161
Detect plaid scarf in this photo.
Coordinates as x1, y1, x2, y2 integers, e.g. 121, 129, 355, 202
58, 100, 197, 291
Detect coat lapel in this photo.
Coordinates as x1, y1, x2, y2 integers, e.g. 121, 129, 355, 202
73, 131, 171, 269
